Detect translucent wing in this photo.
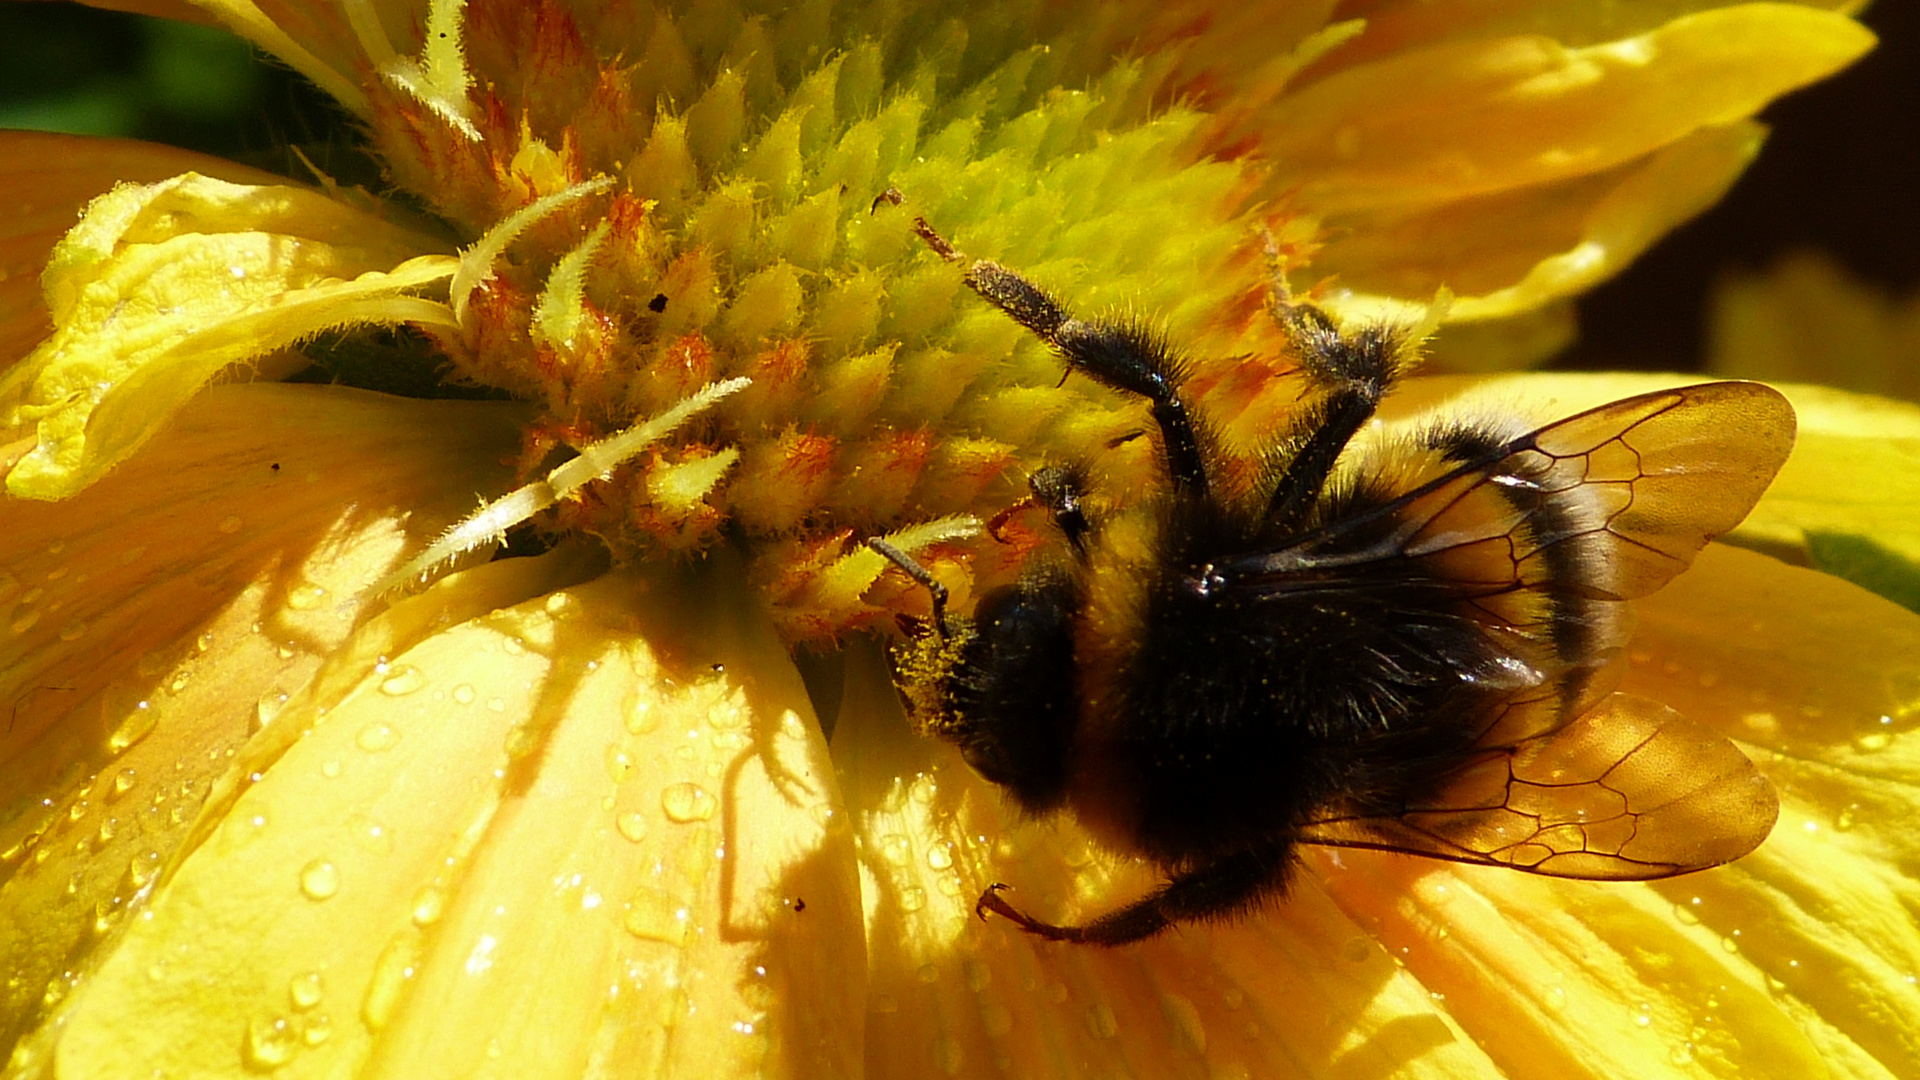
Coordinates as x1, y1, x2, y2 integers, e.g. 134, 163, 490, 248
1218, 381, 1796, 746
1294, 693, 1779, 878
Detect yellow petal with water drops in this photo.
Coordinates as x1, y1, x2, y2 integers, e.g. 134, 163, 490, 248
48, 559, 864, 1080
0, 382, 520, 1062
1317, 121, 1763, 326
1261, 4, 1872, 215
829, 644, 1500, 1079
3, 171, 457, 501
1621, 545, 1920, 1080
1311, 852, 1830, 1080
0, 131, 287, 371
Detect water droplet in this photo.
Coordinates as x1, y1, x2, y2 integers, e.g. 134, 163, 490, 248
356, 723, 398, 752
485, 696, 507, 713
302, 1014, 332, 1047
1852, 730, 1893, 753
379, 666, 425, 696
926, 845, 953, 870
624, 694, 658, 734
624, 885, 688, 943
410, 886, 446, 926
321, 760, 342, 779
933, 1035, 963, 1075
606, 746, 635, 783
617, 812, 649, 843
501, 637, 525, 656
1162, 991, 1206, 1053
107, 706, 157, 755
127, 854, 156, 889
1633, 1003, 1653, 1028
661, 783, 716, 823
58, 621, 85, 642
879, 833, 910, 865
898, 886, 926, 913
1085, 1001, 1119, 1039
217, 515, 244, 534
1543, 985, 1567, 1012
244, 1012, 298, 1070
362, 935, 420, 1031
10, 609, 42, 635
452, 683, 476, 705
289, 971, 324, 1011
167, 670, 192, 694
1834, 803, 1860, 831
299, 859, 340, 900
110, 768, 137, 800
285, 583, 328, 611
1669, 1042, 1694, 1065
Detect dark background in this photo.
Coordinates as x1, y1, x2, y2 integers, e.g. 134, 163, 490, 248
3, 0, 1915, 374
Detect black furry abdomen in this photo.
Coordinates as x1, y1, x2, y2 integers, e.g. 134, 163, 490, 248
1113, 541, 1502, 867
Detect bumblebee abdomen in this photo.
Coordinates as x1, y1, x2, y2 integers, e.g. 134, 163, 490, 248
1098, 569, 1501, 866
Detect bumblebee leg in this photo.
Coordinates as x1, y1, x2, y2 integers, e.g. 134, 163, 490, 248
975, 846, 1288, 946
864, 538, 952, 640
912, 217, 1212, 496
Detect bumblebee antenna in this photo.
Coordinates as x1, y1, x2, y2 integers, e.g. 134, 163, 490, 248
864, 538, 951, 640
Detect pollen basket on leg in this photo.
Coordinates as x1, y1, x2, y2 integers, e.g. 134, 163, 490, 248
358, 0, 1289, 640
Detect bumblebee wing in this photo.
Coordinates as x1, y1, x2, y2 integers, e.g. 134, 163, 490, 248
1223, 381, 1795, 745
1295, 693, 1779, 878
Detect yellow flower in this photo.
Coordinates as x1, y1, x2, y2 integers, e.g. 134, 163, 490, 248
2, 2, 1914, 1079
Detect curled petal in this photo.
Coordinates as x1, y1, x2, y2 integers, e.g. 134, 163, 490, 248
3, 173, 456, 500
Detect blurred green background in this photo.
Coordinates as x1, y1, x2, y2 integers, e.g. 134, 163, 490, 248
0, 0, 1914, 373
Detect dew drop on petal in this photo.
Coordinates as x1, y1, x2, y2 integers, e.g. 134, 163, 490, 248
617, 812, 649, 843
452, 683, 476, 705
379, 666, 426, 696
107, 705, 157, 755
285, 583, 328, 611
289, 971, 324, 1011
1085, 1001, 1119, 1039
303, 1014, 332, 1047
356, 723, 398, 753
624, 885, 688, 944
411, 886, 446, 927
661, 782, 716, 823
362, 935, 421, 1031
299, 859, 340, 901
244, 1012, 298, 1070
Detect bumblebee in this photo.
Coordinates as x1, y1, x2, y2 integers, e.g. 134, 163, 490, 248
869, 219, 1795, 946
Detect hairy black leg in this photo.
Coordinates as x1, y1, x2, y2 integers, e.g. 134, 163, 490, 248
1260, 242, 1413, 529
866, 539, 951, 640
913, 217, 1212, 496
976, 844, 1290, 946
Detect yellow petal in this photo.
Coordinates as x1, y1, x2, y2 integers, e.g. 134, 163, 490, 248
1709, 251, 1920, 401
43, 560, 863, 1079
0, 131, 287, 370
0, 383, 520, 1057
1318, 121, 1764, 325
3, 172, 457, 500
1262, 5, 1872, 215
1622, 545, 1920, 1080
831, 646, 1497, 1078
